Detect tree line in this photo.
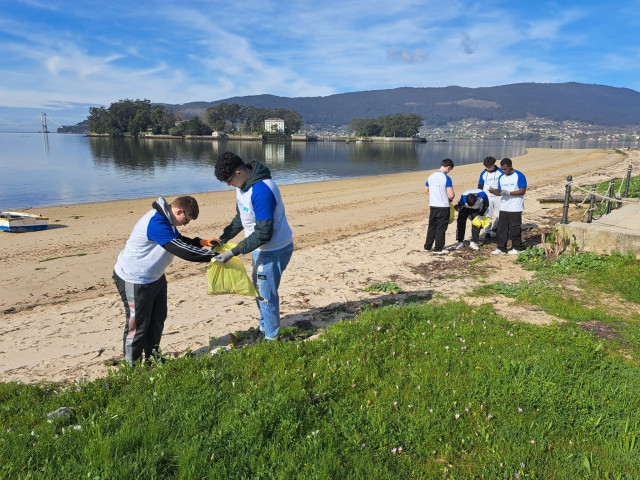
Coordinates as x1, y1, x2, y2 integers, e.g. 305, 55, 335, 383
204, 103, 302, 134
87, 99, 303, 137
348, 113, 423, 138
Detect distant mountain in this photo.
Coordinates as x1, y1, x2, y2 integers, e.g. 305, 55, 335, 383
162, 83, 640, 128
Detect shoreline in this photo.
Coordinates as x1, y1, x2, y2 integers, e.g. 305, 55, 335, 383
1, 147, 634, 384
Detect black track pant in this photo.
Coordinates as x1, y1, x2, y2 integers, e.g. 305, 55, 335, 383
496, 210, 524, 252
424, 206, 450, 251
113, 271, 168, 365
456, 207, 481, 243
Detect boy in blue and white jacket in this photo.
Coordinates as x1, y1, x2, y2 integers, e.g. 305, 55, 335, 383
113, 195, 219, 364
213, 152, 294, 341
452, 188, 489, 251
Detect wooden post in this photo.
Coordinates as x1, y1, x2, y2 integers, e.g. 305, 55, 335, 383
606, 179, 615, 214
587, 184, 596, 223
561, 175, 572, 224
624, 165, 632, 198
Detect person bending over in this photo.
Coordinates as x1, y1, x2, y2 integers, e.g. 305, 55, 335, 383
113, 195, 218, 365
452, 188, 489, 251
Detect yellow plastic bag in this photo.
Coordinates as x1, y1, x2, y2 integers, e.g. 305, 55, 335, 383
472, 216, 491, 229
207, 243, 258, 297
448, 202, 456, 224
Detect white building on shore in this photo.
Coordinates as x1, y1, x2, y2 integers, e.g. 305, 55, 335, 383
264, 118, 285, 133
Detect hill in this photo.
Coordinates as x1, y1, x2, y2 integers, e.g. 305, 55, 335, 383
162, 82, 640, 128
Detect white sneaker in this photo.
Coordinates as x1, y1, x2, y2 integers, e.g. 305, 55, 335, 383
469, 242, 479, 250
491, 249, 505, 255
508, 249, 519, 255
452, 242, 464, 250
432, 249, 448, 255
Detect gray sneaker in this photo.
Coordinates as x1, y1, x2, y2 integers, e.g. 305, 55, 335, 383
452, 242, 464, 250
469, 242, 479, 250
491, 248, 505, 255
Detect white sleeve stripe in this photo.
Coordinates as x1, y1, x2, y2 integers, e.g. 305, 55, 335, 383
170, 238, 210, 255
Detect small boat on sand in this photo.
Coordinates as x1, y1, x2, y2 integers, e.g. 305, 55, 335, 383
0, 211, 49, 232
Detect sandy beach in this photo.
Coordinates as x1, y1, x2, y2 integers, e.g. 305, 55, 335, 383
1, 147, 637, 384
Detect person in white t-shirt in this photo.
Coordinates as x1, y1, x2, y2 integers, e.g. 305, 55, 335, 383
489, 158, 527, 255
424, 158, 455, 254
477, 156, 503, 240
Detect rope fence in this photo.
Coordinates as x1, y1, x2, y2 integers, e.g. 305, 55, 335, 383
560, 165, 638, 224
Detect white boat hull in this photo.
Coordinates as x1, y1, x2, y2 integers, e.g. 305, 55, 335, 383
0, 211, 49, 232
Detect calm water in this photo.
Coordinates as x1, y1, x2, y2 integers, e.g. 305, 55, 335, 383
0, 133, 633, 209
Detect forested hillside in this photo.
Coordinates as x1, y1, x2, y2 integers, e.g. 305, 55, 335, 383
162, 82, 640, 128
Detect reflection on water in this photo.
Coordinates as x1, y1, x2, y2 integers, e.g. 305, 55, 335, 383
1, 133, 637, 209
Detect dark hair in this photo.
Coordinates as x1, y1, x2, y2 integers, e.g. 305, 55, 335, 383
500, 157, 513, 168
465, 193, 478, 206
441, 158, 454, 169
483, 156, 496, 167
215, 151, 246, 182
172, 195, 199, 220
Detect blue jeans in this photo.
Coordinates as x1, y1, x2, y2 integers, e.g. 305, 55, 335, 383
252, 242, 294, 339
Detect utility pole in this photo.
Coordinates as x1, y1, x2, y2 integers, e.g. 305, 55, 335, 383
41, 113, 49, 133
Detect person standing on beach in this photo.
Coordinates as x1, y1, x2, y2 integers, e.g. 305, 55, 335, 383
452, 188, 489, 251
113, 195, 219, 365
424, 158, 455, 254
489, 158, 527, 255
213, 151, 294, 341
477, 156, 503, 241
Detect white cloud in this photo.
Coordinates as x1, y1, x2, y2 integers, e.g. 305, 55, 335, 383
0, 0, 639, 122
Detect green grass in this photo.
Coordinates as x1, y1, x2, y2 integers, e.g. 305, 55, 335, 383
596, 174, 640, 199
3, 253, 640, 478
364, 282, 403, 293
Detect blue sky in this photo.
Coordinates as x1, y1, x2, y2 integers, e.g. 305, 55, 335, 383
1, 0, 639, 130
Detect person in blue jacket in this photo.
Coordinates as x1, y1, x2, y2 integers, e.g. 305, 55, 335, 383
452, 188, 489, 251
213, 151, 294, 341
113, 195, 219, 365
